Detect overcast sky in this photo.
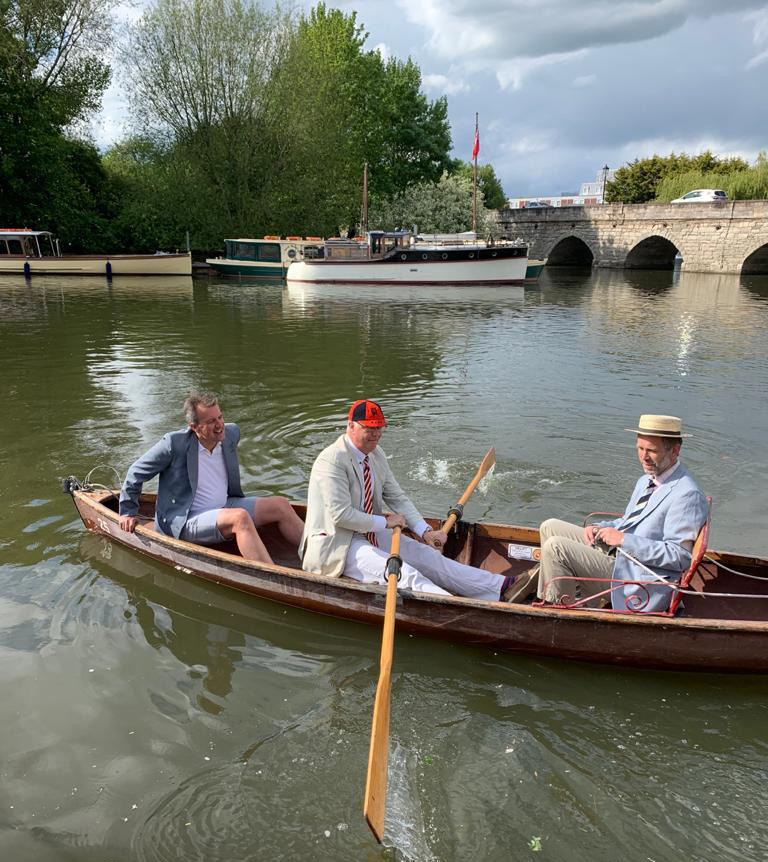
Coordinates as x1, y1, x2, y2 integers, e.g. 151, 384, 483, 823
94, 0, 768, 198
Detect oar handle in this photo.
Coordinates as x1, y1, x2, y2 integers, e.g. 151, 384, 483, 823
363, 525, 402, 843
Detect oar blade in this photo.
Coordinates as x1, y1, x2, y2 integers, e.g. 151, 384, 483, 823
478, 446, 496, 477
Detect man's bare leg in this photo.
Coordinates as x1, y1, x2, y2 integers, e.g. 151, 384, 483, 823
216, 508, 273, 564
252, 497, 304, 548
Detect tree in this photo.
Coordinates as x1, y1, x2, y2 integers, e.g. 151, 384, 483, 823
368, 171, 498, 235
606, 151, 749, 204
450, 160, 507, 209
0, 0, 115, 246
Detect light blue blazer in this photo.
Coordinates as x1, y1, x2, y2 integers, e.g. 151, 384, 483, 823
598, 463, 708, 613
118, 424, 244, 538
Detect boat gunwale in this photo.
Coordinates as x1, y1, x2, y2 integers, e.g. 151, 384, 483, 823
72, 488, 768, 636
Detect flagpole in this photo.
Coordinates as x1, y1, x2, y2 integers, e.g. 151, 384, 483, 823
472, 113, 478, 235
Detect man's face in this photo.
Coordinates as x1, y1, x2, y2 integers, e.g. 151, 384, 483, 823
191, 402, 226, 449
636, 434, 679, 476
347, 420, 383, 455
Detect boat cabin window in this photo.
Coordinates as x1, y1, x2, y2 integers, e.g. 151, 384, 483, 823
1, 238, 24, 255
257, 243, 281, 262
324, 240, 369, 260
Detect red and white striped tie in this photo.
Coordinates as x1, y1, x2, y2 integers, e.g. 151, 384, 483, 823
363, 455, 378, 547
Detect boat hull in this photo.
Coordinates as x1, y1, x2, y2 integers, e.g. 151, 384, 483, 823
525, 259, 546, 281
69, 489, 768, 673
287, 255, 528, 285
0, 253, 192, 276
204, 260, 285, 278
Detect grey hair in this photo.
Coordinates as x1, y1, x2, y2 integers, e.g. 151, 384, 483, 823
183, 390, 219, 424
660, 436, 682, 451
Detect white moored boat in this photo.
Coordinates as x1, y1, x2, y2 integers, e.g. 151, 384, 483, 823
286, 230, 529, 286
0, 229, 192, 277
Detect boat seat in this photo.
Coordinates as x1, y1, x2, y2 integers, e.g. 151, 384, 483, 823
666, 497, 712, 616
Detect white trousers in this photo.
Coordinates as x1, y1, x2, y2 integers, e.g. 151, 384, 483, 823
345, 529, 505, 601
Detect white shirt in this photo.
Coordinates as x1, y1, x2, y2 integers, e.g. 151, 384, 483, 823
344, 436, 429, 537
188, 441, 228, 516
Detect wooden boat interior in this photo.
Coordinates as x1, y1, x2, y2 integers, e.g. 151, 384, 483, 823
95, 493, 768, 622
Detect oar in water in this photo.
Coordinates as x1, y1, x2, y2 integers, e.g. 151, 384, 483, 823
363, 525, 402, 844
441, 446, 496, 538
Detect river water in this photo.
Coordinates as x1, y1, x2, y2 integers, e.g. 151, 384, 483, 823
1, 268, 767, 861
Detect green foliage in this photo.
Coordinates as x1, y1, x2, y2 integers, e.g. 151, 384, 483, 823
0, 0, 116, 248
606, 151, 750, 204
119, 0, 453, 247
655, 157, 768, 201
450, 160, 507, 209
368, 171, 497, 235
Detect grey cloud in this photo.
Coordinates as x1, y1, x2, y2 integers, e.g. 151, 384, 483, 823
410, 0, 767, 60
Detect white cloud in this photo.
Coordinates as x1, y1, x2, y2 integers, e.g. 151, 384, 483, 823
572, 74, 596, 87
422, 73, 470, 95
745, 8, 768, 66
372, 42, 390, 61
616, 137, 761, 164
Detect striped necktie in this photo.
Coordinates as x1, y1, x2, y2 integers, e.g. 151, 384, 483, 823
621, 479, 656, 529
363, 456, 378, 547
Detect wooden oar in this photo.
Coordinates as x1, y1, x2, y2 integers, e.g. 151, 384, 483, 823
363, 525, 402, 844
441, 447, 496, 536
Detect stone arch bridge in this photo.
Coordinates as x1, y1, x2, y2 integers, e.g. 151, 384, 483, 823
496, 200, 768, 274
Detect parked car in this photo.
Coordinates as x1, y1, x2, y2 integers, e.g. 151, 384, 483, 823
671, 189, 727, 203
523, 201, 552, 208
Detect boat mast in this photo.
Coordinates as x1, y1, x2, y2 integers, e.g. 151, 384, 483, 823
472, 113, 479, 235
362, 161, 369, 236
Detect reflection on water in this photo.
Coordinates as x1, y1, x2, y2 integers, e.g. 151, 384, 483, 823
2, 267, 768, 861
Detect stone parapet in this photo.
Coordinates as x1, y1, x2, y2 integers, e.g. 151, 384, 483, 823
497, 200, 768, 273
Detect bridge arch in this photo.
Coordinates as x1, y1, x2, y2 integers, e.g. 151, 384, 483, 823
545, 234, 596, 266
624, 234, 681, 270
742, 241, 768, 275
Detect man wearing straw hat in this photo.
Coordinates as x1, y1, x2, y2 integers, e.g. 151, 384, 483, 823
533, 414, 708, 613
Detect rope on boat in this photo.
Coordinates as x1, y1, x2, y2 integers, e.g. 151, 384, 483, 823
703, 554, 768, 581
614, 547, 768, 600
62, 465, 124, 498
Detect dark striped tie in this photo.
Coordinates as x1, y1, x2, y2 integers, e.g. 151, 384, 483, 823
621, 479, 656, 529
363, 456, 378, 547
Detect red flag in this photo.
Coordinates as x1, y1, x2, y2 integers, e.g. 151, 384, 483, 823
472, 122, 479, 160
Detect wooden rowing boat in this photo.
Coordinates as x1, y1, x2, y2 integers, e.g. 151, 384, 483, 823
66, 487, 768, 673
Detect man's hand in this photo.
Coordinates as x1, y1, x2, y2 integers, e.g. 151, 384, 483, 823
583, 524, 599, 545
422, 529, 446, 550
119, 515, 137, 533
594, 526, 624, 548
385, 512, 406, 529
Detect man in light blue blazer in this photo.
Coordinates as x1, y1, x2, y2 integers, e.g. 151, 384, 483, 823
535, 414, 708, 613
118, 391, 303, 563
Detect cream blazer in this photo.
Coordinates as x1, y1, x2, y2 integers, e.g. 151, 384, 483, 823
300, 434, 423, 577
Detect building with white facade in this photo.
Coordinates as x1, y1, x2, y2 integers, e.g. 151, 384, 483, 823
506, 168, 616, 209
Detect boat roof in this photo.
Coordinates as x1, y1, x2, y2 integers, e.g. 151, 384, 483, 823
224, 237, 323, 243
0, 229, 53, 237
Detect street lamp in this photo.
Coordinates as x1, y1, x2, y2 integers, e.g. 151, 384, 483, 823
601, 164, 610, 203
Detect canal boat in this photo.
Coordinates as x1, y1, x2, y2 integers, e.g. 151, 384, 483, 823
205, 236, 325, 278
0, 229, 192, 276
286, 231, 529, 286
66, 484, 768, 673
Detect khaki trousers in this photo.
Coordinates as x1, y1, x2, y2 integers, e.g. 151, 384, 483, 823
536, 519, 616, 607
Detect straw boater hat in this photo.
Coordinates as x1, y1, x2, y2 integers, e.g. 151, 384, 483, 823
625, 414, 690, 438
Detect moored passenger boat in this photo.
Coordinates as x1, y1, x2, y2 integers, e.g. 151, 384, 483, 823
0, 229, 192, 276
286, 230, 529, 285
205, 236, 325, 278
66, 484, 768, 673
